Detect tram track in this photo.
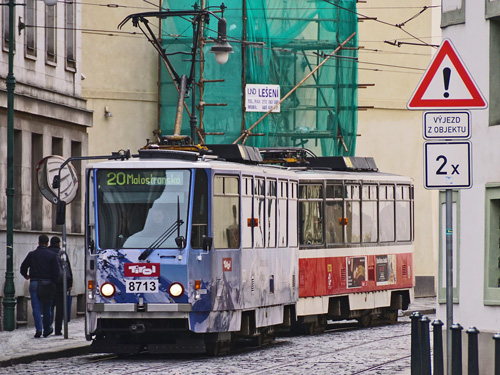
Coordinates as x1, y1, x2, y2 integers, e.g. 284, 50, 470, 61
3, 320, 413, 375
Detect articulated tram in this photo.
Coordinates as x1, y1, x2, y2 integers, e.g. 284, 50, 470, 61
84, 144, 413, 354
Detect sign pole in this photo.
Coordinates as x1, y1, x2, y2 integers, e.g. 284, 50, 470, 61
445, 188, 453, 375
408, 38, 487, 375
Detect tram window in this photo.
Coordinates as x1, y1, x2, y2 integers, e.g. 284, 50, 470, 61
299, 184, 324, 245
241, 176, 253, 249
379, 185, 395, 242
278, 180, 288, 247
396, 185, 411, 241
362, 185, 378, 243
213, 175, 240, 249
97, 169, 190, 249
191, 169, 208, 249
289, 181, 298, 247
267, 179, 277, 248
254, 177, 265, 248
345, 184, 360, 243
326, 184, 344, 244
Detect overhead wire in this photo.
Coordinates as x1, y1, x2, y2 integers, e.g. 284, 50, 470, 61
14, 1, 440, 76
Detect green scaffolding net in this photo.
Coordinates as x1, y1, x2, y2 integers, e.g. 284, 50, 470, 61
160, 0, 358, 156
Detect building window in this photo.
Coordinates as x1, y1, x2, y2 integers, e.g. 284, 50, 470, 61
489, 19, 500, 126
14, 130, 22, 229
51, 137, 63, 231
25, 0, 36, 57
484, 185, 500, 305
70, 141, 82, 233
45, 3, 56, 64
2, 3, 15, 52
441, 0, 465, 27
65, 1, 76, 70
31, 133, 43, 231
438, 191, 459, 304
486, 0, 500, 19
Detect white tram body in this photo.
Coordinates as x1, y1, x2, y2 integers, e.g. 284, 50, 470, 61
84, 145, 413, 353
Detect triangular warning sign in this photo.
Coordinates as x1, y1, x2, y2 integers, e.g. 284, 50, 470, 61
407, 39, 487, 110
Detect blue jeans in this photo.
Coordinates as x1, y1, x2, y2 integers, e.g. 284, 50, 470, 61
29, 280, 53, 333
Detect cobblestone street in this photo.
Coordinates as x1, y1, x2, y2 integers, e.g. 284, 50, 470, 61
2, 314, 430, 375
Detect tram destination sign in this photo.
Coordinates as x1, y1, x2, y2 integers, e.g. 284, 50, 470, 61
423, 111, 470, 140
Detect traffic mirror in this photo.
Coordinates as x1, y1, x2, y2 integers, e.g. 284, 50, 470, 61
36, 155, 79, 204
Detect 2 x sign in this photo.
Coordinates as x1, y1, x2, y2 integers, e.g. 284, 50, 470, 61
424, 142, 472, 189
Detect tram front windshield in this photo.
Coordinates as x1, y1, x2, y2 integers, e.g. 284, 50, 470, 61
96, 169, 190, 249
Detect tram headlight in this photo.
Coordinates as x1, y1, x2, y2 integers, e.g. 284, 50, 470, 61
169, 282, 184, 298
100, 282, 116, 298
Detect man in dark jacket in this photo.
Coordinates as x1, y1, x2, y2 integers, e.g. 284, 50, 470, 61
20, 234, 60, 338
48, 236, 73, 336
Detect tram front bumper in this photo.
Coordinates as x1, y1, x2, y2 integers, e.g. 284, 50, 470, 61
88, 303, 192, 319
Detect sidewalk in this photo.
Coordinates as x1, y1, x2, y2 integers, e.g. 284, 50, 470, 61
0, 297, 436, 368
404, 296, 436, 317
0, 316, 90, 367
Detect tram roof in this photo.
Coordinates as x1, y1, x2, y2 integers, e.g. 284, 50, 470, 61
86, 145, 412, 184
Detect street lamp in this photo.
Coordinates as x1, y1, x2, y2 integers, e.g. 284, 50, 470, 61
3, 0, 57, 331
210, 17, 233, 65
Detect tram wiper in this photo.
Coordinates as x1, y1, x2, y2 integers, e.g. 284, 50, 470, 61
138, 219, 184, 260
138, 196, 184, 261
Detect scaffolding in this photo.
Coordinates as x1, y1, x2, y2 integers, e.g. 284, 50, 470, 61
160, 0, 359, 156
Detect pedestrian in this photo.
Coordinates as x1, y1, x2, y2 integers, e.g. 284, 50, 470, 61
48, 236, 73, 336
20, 234, 60, 338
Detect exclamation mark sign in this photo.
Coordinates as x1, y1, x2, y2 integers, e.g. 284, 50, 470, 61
443, 67, 451, 98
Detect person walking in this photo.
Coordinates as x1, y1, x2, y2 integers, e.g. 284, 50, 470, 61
48, 236, 73, 336
20, 234, 60, 338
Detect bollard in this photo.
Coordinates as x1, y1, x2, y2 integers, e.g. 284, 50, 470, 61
432, 320, 444, 375
420, 316, 431, 375
411, 312, 422, 375
451, 323, 463, 375
493, 333, 500, 375
466, 327, 479, 375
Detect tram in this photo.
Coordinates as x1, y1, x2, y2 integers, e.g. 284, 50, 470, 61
84, 144, 413, 354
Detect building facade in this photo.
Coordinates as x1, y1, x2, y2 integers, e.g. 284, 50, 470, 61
436, 0, 500, 371
81, 1, 159, 157
0, 0, 91, 328
356, 0, 441, 297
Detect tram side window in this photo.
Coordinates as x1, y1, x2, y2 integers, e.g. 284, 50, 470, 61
254, 177, 265, 248
396, 185, 412, 241
346, 184, 361, 243
325, 184, 344, 244
191, 169, 208, 248
213, 175, 240, 249
289, 181, 298, 247
241, 176, 253, 248
380, 185, 395, 242
299, 184, 324, 245
267, 179, 277, 248
277, 180, 288, 247
362, 185, 378, 243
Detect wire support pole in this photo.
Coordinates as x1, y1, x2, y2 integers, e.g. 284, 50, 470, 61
232, 32, 356, 145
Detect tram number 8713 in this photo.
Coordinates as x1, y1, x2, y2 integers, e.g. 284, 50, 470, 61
125, 279, 159, 293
